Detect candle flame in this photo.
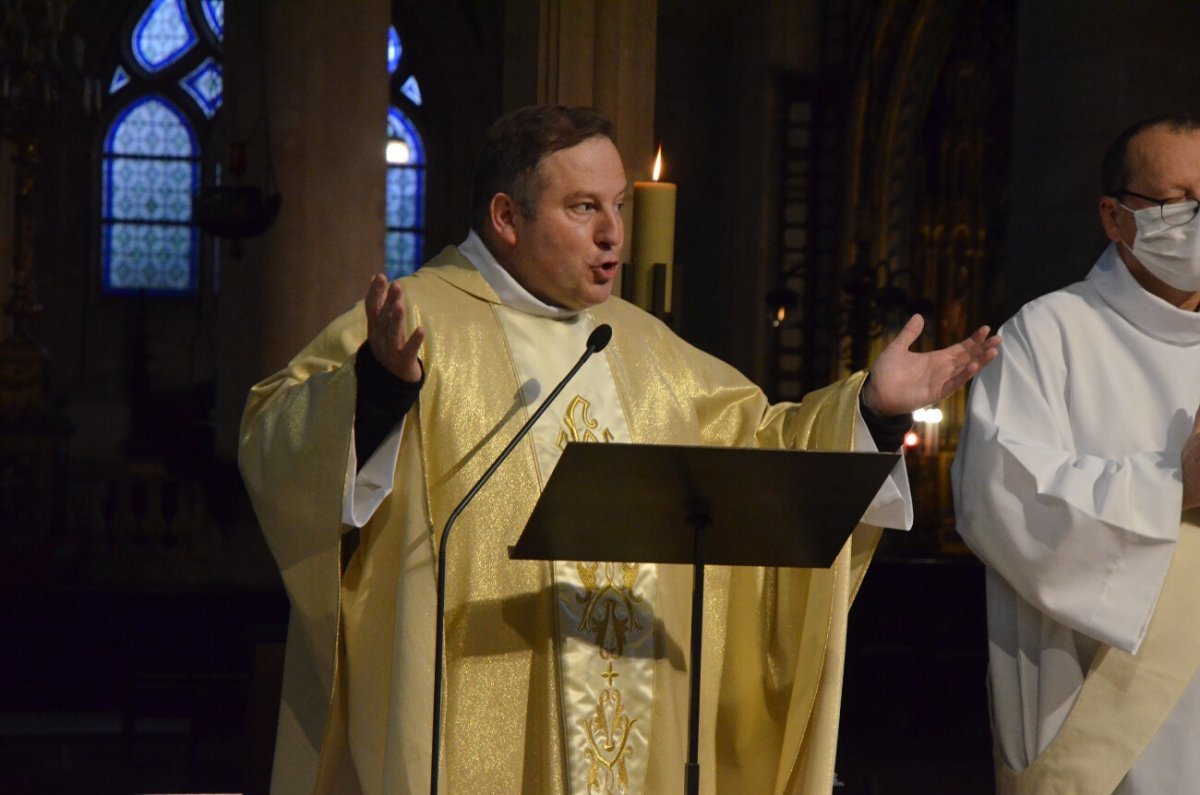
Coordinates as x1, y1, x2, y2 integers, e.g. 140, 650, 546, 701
913, 407, 944, 424
652, 146, 663, 182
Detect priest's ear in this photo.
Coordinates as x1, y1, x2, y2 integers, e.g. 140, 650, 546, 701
488, 193, 522, 248
1098, 195, 1130, 244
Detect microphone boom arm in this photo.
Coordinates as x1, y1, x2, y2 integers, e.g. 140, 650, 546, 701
429, 323, 611, 794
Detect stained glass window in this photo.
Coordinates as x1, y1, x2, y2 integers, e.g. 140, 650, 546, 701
181, 57, 223, 118
109, 66, 131, 95
100, 0, 224, 295
400, 76, 423, 107
201, 0, 224, 39
387, 27, 402, 75
102, 97, 200, 292
132, 0, 197, 74
386, 25, 426, 278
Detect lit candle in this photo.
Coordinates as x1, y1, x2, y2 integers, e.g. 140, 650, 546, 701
913, 406, 943, 457
632, 146, 677, 312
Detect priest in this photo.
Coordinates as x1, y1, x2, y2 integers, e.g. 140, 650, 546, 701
240, 104, 1000, 794
953, 115, 1200, 793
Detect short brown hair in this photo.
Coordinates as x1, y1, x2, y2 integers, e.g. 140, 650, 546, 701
470, 105, 615, 232
1102, 114, 1200, 195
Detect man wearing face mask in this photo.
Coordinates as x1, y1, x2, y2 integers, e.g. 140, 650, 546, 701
952, 114, 1200, 793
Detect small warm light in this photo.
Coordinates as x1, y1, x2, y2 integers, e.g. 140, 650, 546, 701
386, 139, 411, 165
651, 145, 664, 182
912, 407, 944, 424
772, 306, 787, 327
903, 431, 920, 448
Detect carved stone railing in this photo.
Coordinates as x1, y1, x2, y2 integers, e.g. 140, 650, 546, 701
45, 459, 278, 588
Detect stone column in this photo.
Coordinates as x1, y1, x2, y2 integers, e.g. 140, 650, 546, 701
215, 0, 389, 458
504, 0, 659, 299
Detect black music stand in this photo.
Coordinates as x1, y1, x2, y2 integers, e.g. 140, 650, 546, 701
509, 442, 900, 795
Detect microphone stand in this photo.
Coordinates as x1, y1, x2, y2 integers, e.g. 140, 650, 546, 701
429, 324, 612, 794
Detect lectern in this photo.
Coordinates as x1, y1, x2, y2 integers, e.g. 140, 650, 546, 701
509, 441, 899, 794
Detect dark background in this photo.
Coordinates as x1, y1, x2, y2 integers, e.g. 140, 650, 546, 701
5, 1, 1200, 792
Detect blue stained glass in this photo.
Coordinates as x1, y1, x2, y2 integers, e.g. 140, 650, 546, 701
105, 157, 197, 220
104, 223, 197, 292
387, 106, 424, 164
106, 96, 197, 156
101, 94, 200, 293
110, 66, 131, 94
386, 167, 424, 228
100, 0, 223, 297
181, 58, 223, 117
385, 105, 425, 276
387, 26, 402, 75
132, 0, 197, 73
400, 76, 422, 107
202, 0, 224, 41
386, 232, 423, 279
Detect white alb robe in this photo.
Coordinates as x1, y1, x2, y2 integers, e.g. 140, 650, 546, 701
953, 243, 1200, 792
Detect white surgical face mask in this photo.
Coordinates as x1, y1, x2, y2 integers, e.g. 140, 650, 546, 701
1121, 200, 1200, 291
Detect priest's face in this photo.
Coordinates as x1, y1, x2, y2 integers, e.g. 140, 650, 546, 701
1103, 126, 1200, 244
1100, 124, 1200, 305
498, 135, 627, 310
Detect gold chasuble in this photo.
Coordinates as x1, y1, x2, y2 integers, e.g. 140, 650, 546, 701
239, 247, 882, 794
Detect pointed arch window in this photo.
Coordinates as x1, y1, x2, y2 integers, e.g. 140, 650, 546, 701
99, 0, 224, 294
385, 24, 426, 278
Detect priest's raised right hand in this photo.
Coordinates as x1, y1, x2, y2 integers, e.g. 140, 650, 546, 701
365, 273, 425, 383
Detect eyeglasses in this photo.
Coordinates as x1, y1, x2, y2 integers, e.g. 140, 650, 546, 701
1114, 189, 1200, 227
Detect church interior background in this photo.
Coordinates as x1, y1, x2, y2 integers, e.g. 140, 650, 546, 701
2, 1, 1199, 792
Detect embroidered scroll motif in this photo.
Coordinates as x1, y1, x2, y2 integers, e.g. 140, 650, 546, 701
582, 663, 637, 794
557, 395, 615, 449
575, 562, 645, 659
546, 393, 650, 792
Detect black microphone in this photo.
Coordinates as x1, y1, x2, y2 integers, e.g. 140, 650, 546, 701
429, 323, 612, 794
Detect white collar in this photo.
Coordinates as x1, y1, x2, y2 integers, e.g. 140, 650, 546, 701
1089, 242, 1200, 345
457, 230, 582, 320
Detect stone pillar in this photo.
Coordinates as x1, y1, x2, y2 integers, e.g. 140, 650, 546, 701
504, 0, 659, 299
215, 0, 389, 459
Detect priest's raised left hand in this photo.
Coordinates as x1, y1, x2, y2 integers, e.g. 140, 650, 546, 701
863, 314, 1001, 417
